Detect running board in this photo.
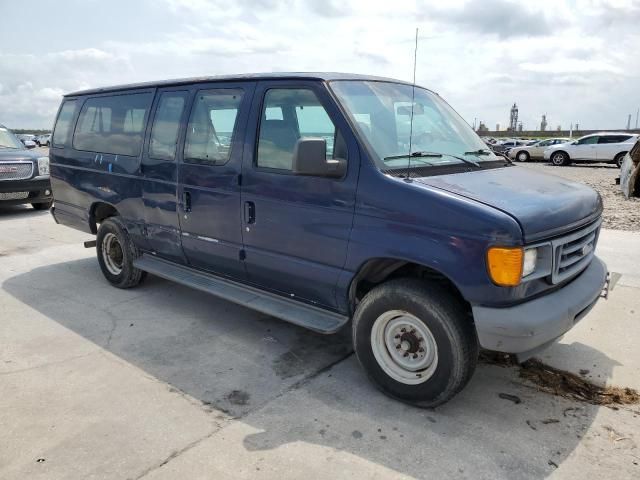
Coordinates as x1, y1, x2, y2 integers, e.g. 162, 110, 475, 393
133, 254, 349, 334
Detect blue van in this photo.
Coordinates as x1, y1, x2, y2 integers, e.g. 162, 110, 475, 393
49, 73, 608, 406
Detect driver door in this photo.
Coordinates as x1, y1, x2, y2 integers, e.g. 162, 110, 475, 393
573, 135, 599, 160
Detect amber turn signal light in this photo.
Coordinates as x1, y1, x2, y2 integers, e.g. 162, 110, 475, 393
487, 247, 524, 287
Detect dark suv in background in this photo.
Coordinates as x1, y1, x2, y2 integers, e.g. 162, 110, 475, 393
0, 124, 53, 209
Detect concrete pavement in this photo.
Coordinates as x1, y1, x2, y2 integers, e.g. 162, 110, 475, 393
1, 205, 639, 479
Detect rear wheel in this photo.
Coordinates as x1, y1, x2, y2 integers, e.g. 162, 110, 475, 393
615, 152, 627, 168
516, 151, 530, 162
96, 216, 146, 288
352, 278, 478, 408
551, 151, 570, 166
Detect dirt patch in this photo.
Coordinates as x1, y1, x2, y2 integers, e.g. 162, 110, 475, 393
521, 163, 640, 231
480, 351, 640, 406
225, 389, 250, 406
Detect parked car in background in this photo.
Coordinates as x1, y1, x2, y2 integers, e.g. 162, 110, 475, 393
509, 138, 571, 162
16, 134, 37, 149
35, 134, 51, 147
0, 124, 53, 209
49, 72, 607, 407
491, 139, 526, 155
544, 132, 639, 167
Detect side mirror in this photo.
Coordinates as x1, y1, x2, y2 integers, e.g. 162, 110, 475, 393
292, 138, 346, 178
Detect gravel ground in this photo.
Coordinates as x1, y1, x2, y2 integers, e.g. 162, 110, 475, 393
520, 162, 640, 232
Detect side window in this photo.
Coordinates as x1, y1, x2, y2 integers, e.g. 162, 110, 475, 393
578, 136, 598, 145
52, 100, 77, 147
73, 93, 153, 156
184, 89, 244, 165
257, 88, 341, 171
149, 92, 187, 161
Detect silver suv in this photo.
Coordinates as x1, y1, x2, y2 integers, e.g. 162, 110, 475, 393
544, 132, 639, 167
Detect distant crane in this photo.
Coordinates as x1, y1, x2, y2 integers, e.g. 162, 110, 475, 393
509, 103, 518, 131
540, 114, 547, 132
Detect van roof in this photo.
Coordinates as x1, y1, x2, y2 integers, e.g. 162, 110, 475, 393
65, 72, 418, 97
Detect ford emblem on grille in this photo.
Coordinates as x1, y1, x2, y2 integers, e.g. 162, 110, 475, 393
0, 166, 19, 173
581, 243, 593, 256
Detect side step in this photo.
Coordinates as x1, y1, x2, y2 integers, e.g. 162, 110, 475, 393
134, 254, 349, 334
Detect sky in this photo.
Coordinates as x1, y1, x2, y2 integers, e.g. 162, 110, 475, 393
1, 0, 639, 131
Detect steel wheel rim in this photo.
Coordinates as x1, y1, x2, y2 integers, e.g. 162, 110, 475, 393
102, 232, 124, 275
370, 310, 439, 385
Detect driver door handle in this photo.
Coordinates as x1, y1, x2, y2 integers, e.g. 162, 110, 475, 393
244, 201, 255, 224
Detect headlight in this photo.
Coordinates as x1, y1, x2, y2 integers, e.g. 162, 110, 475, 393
523, 248, 538, 277
37, 157, 50, 176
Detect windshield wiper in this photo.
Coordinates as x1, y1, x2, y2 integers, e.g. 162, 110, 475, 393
384, 151, 481, 168
384, 151, 443, 161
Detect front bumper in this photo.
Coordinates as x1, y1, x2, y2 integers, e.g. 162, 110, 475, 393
0, 177, 52, 205
472, 256, 607, 360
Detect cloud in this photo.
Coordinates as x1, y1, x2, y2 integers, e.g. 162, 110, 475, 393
425, 0, 554, 38
0, 0, 638, 131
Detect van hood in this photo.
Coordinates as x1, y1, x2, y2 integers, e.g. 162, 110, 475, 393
415, 165, 602, 242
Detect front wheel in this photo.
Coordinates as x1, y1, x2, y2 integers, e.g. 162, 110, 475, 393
352, 278, 478, 408
516, 151, 530, 162
551, 151, 570, 166
32, 201, 52, 210
96, 216, 146, 288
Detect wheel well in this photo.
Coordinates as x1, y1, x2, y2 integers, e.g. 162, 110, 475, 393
551, 150, 569, 159
349, 259, 469, 315
615, 151, 627, 158
90, 202, 119, 234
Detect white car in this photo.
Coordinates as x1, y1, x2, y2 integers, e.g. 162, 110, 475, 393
508, 138, 571, 162
544, 132, 639, 167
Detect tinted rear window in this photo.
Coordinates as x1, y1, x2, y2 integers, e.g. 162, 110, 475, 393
52, 100, 77, 147
73, 93, 153, 156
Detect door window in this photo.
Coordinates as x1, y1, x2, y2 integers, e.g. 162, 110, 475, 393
73, 93, 153, 156
257, 88, 342, 171
184, 89, 244, 165
598, 135, 631, 144
52, 100, 77, 147
149, 92, 187, 161
577, 136, 598, 145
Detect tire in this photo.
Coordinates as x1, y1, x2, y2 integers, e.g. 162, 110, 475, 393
551, 151, 570, 166
32, 201, 52, 210
614, 153, 627, 168
352, 278, 478, 408
96, 216, 146, 288
515, 151, 530, 162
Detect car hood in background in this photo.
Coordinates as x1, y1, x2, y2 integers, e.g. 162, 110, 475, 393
416, 166, 602, 242
0, 149, 38, 162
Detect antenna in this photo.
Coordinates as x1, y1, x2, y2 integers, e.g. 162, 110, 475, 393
406, 27, 419, 182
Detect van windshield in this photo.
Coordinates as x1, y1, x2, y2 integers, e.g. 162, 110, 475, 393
330, 80, 500, 171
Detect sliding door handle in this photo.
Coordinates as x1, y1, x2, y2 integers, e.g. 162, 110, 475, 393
182, 191, 192, 213
244, 201, 255, 224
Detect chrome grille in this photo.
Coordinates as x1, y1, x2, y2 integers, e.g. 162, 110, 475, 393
0, 191, 29, 200
551, 219, 601, 284
0, 163, 33, 181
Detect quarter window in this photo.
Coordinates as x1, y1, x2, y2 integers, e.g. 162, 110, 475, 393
52, 100, 77, 147
184, 89, 244, 165
73, 93, 153, 156
577, 136, 598, 145
257, 88, 341, 171
149, 92, 187, 161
